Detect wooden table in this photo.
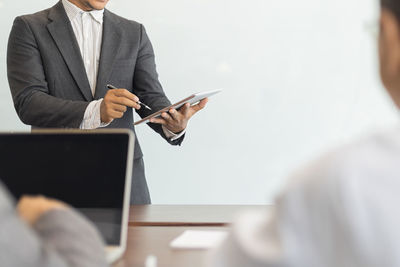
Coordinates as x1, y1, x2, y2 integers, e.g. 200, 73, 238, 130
129, 205, 269, 226
113, 226, 225, 267
115, 205, 271, 267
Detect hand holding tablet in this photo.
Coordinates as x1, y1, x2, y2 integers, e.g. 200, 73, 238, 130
134, 89, 222, 126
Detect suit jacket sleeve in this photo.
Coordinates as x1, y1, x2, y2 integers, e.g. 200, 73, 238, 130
0, 183, 108, 267
133, 24, 185, 146
7, 16, 89, 128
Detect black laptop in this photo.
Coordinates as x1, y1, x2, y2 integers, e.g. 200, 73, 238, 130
0, 129, 134, 263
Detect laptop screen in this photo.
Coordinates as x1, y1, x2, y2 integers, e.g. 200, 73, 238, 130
0, 131, 131, 245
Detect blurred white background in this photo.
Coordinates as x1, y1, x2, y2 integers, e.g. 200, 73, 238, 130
0, 0, 397, 204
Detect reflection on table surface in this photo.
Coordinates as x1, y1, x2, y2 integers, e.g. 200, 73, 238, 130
113, 226, 227, 267
79, 208, 123, 245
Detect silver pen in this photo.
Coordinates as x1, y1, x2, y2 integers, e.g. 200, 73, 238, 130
106, 84, 152, 111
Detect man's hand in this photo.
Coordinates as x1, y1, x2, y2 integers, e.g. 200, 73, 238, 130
100, 89, 141, 123
149, 98, 208, 133
17, 196, 67, 225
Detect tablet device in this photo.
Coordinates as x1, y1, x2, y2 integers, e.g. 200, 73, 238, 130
134, 89, 222, 125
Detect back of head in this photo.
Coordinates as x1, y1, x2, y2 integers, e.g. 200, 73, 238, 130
378, 0, 400, 108
382, 0, 400, 19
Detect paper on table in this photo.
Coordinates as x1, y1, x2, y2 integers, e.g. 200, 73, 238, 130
170, 230, 228, 250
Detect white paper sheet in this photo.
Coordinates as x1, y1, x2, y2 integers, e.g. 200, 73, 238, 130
170, 230, 229, 250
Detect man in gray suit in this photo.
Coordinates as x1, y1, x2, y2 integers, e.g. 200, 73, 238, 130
0, 182, 107, 267
7, 0, 207, 204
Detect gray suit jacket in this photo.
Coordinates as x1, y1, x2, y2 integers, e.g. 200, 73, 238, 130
0, 182, 108, 267
7, 1, 184, 204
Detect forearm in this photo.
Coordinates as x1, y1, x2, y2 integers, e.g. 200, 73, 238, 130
13, 89, 89, 128
0, 186, 107, 267
33, 209, 108, 267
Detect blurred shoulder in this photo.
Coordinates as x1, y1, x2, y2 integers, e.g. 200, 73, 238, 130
283, 126, 400, 197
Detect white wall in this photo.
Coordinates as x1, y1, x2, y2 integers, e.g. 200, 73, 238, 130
0, 0, 398, 204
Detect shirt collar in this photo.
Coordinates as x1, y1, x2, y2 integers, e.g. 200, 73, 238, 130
62, 0, 104, 24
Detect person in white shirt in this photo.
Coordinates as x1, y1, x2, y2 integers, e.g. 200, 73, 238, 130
211, 1, 400, 266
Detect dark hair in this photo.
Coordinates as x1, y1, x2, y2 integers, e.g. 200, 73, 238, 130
382, 0, 400, 19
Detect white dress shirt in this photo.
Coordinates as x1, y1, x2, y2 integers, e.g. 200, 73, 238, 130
62, 0, 184, 140
212, 126, 400, 267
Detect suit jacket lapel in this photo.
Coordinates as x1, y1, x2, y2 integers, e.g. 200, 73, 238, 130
46, 1, 93, 101
94, 9, 122, 99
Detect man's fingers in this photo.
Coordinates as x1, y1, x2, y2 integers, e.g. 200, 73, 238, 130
150, 112, 177, 125
109, 109, 124, 119
112, 89, 139, 102
149, 117, 167, 125
161, 112, 174, 122
181, 98, 208, 118
190, 98, 208, 113
110, 96, 140, 109
169, 109, 181, 121
106, 88, 141, 109
110, 103, 127, 113
180, 103, 191, 117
